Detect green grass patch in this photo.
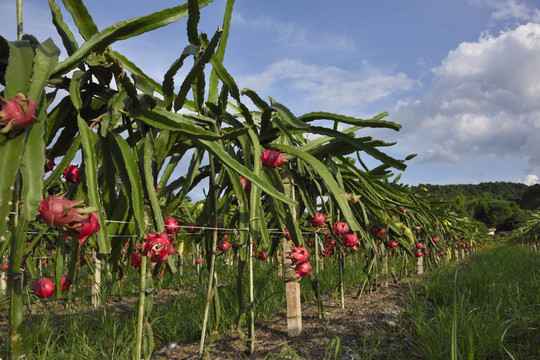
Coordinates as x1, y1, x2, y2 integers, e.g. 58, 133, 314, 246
404, 245, 540, 360
0, 252, 372, 359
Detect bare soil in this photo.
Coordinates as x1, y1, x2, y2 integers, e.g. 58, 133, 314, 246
153, 281, 412, 360
0, 281, 412, 359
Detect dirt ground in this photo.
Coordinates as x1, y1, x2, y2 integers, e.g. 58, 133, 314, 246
153, 281, 411, 360
0, 280, 411, 360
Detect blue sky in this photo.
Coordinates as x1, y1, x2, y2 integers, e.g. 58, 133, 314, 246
2, 0, 540, 188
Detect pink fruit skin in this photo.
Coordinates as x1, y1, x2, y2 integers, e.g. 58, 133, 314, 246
311, 212, 326, 228
0, 93, 36, 132
185, 222, 198, 233
63, 164, 82, 184
45, 154, 55, 172
39, 195, 85, 227
164, 217, 179, 236
218, 240, 231, 251
142, 232, 175, 263
370, 226, 385, 237
295, 261, 311, 278
342, 232, 358, 247
131, 253, 142, 267
63, 212, 100, 244
61, 275, 71, 291
240, 177, 252, 195
288, 245, 309, 264
333, 222, 349, 236
283, 228, 291, 240
260, 149, 287, 168
34, 278, 55, 298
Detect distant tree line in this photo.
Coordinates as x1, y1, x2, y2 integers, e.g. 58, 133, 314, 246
410, 182, 540, 231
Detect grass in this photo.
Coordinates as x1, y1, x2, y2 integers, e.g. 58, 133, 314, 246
0, 250, 376, 359
18, 310, 137, 359
7, 246, 535, 359
403, 245, 540, 360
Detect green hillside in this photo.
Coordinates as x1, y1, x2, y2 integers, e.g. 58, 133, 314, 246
410, 182, 540, 231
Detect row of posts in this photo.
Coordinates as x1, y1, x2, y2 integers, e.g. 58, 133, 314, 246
0, 251, 103, 309
1, 238, 538, 345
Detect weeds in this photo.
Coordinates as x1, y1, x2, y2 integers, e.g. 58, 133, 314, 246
404, 245, 540, 360
2, 245, 537, 359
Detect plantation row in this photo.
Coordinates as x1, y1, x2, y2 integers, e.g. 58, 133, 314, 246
405, 245, 540, 360
0, 221, 483, 359
0, 0, 496, 359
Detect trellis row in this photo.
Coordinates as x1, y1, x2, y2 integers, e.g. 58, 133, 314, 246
0, 1, 484, 357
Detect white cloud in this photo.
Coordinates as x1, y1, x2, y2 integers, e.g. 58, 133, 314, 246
468, 0, 540, 22
231, 12, 357, 55
237, 58, 415, 113
232, 12, 308, 45
520, 174, 538, 185
393, 22, 540, 176
432, 25, 540, 110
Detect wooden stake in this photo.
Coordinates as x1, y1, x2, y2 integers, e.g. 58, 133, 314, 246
338, 249, 345, 309
282, 170, 302, 336
91, 250, 102, 308
382, 252, 389, 287
0, 272, 5, 295
416, 255, 423, 275
178, 254, 184, 281
285, 281, 302, 336
313, 233, 324, 318
248, 238, 255, 353
134, 252, 148, 360
1, 255, 7, 295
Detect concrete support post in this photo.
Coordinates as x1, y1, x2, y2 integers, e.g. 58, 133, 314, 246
283, 170, 302, 337
416, 255, 423, 275
91, 250, 102, 308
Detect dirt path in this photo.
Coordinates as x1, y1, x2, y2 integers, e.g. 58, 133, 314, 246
154, 281, 410, 359
0, 280, 411, 359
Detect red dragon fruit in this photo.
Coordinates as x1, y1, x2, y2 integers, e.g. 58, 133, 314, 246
33, 278, 55, 298
342, 232, 359, 248
218, 239, 231, 252
164, 217, 179, 236
333, 222, 349, 236
288, 245, 309, 264
370, 225, 386, 237
0, 93, 36, 133
142, 232, 175, 263
39, 195, 86, 227
294, 261, 312, 278
63, 212, 100, 245
63, 164, 82, 184
260, 149, 287, 168
257, 251, 268, 261
311, 212, 326, 228
61, 275, 71, 291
